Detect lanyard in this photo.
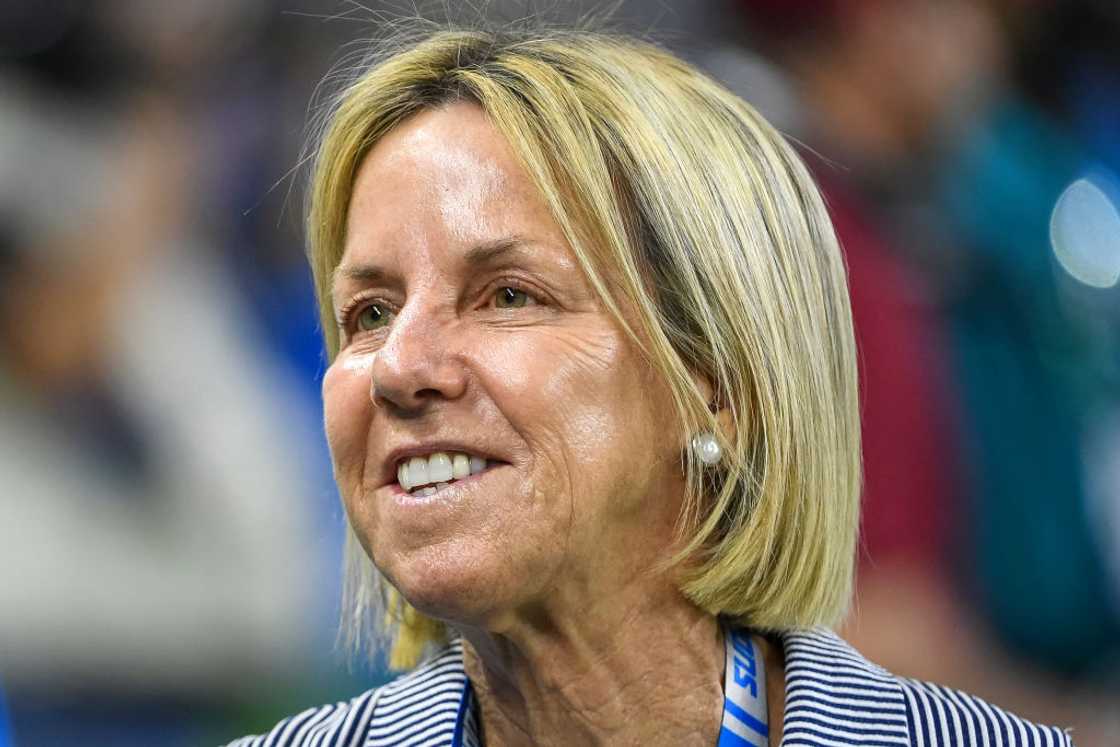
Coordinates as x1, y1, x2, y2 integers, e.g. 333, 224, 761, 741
718, 628, 769, 747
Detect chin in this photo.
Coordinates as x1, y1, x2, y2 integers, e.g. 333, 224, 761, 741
377, 540, 514, 628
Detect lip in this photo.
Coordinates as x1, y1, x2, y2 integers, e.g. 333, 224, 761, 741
379, 440, 510, 488
379, 462, 513, 529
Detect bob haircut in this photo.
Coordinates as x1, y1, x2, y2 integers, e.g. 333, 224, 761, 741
307, 23, 861, 670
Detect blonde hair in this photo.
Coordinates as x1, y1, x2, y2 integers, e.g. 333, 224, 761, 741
307, 24, 861, 670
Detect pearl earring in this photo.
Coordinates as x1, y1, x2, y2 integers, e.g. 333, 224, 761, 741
690, 431, 722, 465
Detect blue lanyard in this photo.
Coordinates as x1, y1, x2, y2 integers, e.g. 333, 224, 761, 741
718, 629, 769, 747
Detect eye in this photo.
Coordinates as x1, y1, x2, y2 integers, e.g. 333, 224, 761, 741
355, 303, 391, 331
494, 286, 534, 309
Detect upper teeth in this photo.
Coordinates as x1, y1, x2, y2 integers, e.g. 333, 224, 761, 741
398, 451, 487, 492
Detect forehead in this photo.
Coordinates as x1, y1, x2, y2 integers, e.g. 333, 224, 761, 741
341, 102, 565, 270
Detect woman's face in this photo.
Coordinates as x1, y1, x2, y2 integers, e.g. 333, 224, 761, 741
323, 102, 687, 630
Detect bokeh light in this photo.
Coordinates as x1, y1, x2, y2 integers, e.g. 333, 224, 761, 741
1050, 176, 1120, 289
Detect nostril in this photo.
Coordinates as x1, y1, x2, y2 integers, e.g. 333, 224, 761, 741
370, 380, 428, 416
374, 397, 429, 420
370, 381, 454, 415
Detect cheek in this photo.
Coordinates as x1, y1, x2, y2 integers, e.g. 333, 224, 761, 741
322, 352, 376, 483
479, 325, 619, 437
476, 325, 672, 504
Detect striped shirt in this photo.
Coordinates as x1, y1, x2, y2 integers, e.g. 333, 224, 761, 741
227, 628, 1074, 746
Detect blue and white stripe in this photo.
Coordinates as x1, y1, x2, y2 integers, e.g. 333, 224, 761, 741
719, 630, 770, 747
782, 630, 911, 746
226, 629, 1073, 746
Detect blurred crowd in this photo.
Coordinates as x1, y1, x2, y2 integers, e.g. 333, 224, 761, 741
710, 2, 1120, 742
1, 1, 1118, 744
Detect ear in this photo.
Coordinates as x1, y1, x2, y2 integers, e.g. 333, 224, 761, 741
690, 370, 736, 444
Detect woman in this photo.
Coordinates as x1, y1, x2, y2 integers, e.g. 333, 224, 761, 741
230, 26, 1072, 746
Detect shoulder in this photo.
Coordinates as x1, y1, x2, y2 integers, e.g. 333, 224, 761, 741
779, 628, 1074, 746
225, 641, 469, 747
896, 677, 1073, 747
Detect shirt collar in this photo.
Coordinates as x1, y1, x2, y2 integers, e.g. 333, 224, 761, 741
448, 627, 906, 746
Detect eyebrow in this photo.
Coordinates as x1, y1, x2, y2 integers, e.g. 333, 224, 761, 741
331, 236, 534, 294
331, 263, 392, 289
462, 236, 529, 266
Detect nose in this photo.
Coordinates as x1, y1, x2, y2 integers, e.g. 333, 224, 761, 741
369, 302, 467, 415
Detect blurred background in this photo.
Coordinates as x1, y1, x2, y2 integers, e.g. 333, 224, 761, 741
0, 0, 1118, 744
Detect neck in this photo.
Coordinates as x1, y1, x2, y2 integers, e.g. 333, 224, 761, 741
460, 586, 725, 746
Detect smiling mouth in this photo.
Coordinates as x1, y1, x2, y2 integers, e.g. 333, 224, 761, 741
396, 451, 494, 497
